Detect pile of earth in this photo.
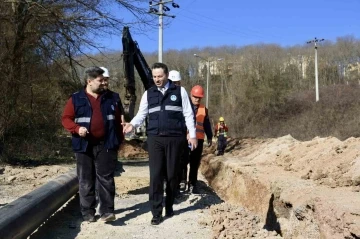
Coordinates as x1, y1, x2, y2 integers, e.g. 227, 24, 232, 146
200, 135, 360, 238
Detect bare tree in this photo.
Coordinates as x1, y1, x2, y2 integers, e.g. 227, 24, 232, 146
0, 0, 155, 160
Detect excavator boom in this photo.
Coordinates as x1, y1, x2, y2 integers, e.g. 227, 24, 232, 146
122, 26, 154, 120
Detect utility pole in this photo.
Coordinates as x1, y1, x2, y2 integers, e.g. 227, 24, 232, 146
194, 54, 210, 107
148, 1, 180, 63
194, 54, 223, 108
307, 37, 324, 102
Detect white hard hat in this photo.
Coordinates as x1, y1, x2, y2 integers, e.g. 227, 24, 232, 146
169, 70, 181, 82
100, 67, 110, 77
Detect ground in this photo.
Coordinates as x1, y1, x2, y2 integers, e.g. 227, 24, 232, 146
1, 136, 359, 238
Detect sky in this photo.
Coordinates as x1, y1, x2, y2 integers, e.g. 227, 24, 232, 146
100, 0, 360, 53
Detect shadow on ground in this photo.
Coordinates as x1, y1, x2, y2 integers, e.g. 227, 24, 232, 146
175, 180, 224, 215
112, 200, 150, 226
127, 185, 150, 195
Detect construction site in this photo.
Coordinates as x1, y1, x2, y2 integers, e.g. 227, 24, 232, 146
0, 135, 359, 239
1, 1, 360, 239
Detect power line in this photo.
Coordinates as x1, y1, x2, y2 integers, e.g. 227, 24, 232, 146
176, 14, 266, 39
148, 0, 180, 62
178, 9, 284, 40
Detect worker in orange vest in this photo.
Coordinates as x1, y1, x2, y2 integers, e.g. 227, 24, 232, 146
214, 117, 228, 156
180, 85, 213, 194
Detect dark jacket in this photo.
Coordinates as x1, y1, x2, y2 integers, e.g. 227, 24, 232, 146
71, 90, 121, 152
147, 81, 186, 136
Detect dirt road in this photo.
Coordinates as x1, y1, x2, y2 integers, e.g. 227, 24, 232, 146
0, 158, 282, 239
23, 160, 221, 239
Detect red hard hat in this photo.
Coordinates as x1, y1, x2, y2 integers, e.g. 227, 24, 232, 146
191, 85, 204, 98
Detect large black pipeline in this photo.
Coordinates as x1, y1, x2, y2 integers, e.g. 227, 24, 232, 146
0, 169, 78, 239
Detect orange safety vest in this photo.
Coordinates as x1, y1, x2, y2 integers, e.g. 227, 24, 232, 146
216, 123, 227, 137
195, 104, 206, 139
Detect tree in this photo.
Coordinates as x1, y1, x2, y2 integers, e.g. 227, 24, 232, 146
0, 0, 155, 161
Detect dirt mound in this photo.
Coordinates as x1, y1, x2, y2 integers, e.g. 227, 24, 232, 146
199, 203, 281, 239
229, 135, 360, 188
118, 139, 148, 159
201, 135, 360, 238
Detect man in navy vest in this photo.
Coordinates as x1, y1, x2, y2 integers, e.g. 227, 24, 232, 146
62, 66, 123, 222
100, 66, 125, 124
123, 62, 198, 225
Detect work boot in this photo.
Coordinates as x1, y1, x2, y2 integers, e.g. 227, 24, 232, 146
100, 213, 116, 222
151, 215, 164, 225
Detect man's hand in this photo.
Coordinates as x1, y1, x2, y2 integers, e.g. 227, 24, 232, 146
188, 138, 198, 151
78, 127, 88, 138
207, 139, 212, 147
122, 123, 134, 134
121, 115, 126, 124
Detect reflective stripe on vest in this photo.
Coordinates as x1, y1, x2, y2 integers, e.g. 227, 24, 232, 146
165, 105, 183, 111
71, 90, 121, 153
75, 117, 91, 123
107, 114, 115, 120
196, 104, 206, 139
149, 105, 183, 114
149, 106, 161, 114
216, 123, 227, 137
146, 82, 185, 136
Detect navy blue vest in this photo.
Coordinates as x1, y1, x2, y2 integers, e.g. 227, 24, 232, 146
110, 91, 124, 113
147, 81, 186, 136
71, 90, 120, 152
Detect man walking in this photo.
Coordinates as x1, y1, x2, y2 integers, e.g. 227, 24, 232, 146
186, 85, 213, 194
168, 70, 191, 193
123, 63, 197, 225
62, 66, 123, 222
214, 117, 228, 156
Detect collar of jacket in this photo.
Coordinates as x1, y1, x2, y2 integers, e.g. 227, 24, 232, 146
150, 80, 177, 92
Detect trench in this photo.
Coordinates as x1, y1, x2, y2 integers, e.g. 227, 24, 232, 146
200, 153, 360, 239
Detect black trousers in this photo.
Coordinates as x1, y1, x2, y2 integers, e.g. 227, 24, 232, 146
188, 139, 204, 186
75, 143, 117, 217
147, 135, 186, 217
217, 135, 227, 154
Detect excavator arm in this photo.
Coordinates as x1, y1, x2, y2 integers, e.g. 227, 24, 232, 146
122, 26, 154, 121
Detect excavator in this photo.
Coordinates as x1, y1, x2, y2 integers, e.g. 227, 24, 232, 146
121, 26, 154, 137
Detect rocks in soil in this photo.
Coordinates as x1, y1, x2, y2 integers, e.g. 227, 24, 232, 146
208, 203, 281, 239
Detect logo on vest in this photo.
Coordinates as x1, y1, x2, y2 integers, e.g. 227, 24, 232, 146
111, 105, 115, 111
170, 95, 177, 101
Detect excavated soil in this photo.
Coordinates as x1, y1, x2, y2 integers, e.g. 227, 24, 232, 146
201, 136, 360, 238
1, 138, 360, 238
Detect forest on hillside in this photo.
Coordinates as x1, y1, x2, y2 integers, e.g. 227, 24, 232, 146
1, 1, 360, 162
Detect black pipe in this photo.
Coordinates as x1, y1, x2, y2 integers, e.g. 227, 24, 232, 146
0, 169, 78, 239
